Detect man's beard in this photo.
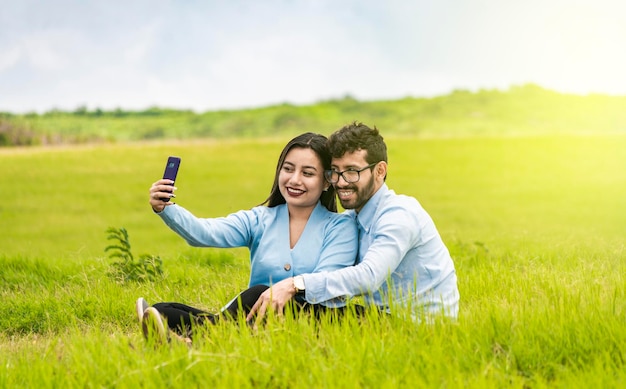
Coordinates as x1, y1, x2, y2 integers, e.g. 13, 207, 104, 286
338, 174, 376, 211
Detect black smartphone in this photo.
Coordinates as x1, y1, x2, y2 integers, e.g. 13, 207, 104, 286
161, 156, 181, 201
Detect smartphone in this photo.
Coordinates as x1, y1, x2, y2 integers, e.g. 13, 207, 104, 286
161, 156, 181, 201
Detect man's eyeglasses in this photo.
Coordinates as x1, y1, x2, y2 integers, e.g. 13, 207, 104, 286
324, 162, 378, 184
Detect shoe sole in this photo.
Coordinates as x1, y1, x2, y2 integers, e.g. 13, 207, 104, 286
136, 297, 149, 322
142, 307, 169, 344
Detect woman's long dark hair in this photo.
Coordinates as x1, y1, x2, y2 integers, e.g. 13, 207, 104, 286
261, 132, 337, 212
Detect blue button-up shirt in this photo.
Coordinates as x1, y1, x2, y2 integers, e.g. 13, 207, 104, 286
158, 202, 358, 293
303, 184, 459, 320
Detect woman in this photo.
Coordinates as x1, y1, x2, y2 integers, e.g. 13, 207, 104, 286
138, 132, 358, 342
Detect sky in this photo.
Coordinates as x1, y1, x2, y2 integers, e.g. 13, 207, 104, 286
1, 0, 625, 113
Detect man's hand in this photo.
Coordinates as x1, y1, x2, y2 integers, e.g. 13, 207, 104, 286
246, 277, 297, 324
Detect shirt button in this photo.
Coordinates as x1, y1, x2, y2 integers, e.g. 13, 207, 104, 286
283, 263, 291, 271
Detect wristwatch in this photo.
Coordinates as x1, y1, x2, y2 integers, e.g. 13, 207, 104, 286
293, 275, 305, 293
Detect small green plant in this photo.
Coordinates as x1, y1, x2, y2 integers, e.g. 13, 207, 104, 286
104, 227, 164, 283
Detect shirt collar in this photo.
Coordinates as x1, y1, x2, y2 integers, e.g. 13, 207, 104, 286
353, 183, 388, 233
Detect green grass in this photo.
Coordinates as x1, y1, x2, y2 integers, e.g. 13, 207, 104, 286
3, 85, 626, 146
1, 135, 625, 387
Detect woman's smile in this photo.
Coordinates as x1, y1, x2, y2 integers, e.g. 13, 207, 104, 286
286, 186, 306, 197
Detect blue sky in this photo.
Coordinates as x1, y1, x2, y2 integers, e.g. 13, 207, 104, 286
1, 0, 625, 113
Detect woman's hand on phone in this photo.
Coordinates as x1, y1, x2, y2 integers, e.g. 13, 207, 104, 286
149, 179, 176, 212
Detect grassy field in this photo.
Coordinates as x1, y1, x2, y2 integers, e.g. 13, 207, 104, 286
1, 134, 625, 387
3, 85, 626, 146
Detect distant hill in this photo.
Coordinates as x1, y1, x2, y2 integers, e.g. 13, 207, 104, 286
1, 84, 625, 147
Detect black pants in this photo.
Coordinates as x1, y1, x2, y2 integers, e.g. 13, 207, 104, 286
152, 284, 367, 337
152, 285, 270, 336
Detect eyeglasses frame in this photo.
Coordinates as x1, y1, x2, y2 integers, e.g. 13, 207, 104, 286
324, 162, 379, 184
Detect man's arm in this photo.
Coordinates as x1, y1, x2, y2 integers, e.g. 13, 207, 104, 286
303, 205, 418, 303
247, 203, 421, 321
246, 213, 358, 323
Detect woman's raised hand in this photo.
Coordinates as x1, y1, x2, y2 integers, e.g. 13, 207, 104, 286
149, 179, 176, 212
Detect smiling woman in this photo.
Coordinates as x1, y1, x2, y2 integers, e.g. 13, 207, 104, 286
140, 132, 358, 342
278, 147, 332, 247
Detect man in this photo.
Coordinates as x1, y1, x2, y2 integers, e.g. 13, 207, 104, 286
248, 122, 459, 322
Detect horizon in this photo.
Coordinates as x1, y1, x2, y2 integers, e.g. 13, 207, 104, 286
3, 83, 623, 116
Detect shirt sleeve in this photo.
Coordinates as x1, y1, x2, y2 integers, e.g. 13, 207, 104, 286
302, 202, 420, 304
157, 204, 258, 248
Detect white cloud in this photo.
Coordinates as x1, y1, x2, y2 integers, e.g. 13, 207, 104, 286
21, 31, 77, 71
0, 46, 21, 72
1, 0, 626, 113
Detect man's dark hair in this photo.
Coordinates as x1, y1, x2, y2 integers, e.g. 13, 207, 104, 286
327, 121, 387, 164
